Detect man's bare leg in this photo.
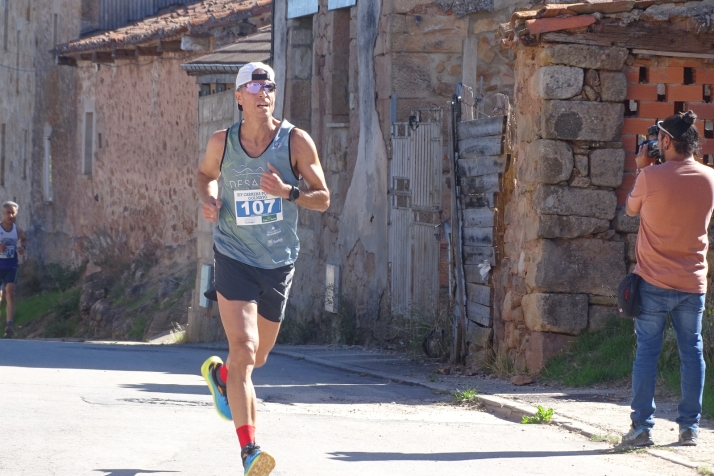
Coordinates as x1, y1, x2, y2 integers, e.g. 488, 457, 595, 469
217, 294, 281, 430
5, 283, 15, 325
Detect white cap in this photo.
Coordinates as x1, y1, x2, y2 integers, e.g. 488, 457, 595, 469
236, 62, 275, 88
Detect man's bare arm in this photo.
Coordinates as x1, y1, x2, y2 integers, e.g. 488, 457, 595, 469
197, 130, 227, 222
290, 129, 330, 212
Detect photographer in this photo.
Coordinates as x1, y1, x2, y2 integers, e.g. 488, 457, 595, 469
623, 111, 714, 447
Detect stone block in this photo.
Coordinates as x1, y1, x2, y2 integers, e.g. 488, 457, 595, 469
522, 293, 588, 335
627, 233, 638, 262
526, 238, 626, 295
477, 35, 495, 63
526, 331, 575, 371
473, 18, 499, 34
392, 54, 433, 98
520, 139, 574, 184
526, 214, 609, 240
533, 185, 617, 220
590, 149, 625, 188
541, 100, 624, 141
613, 208, 640, 233
453, 0, 494, 17
575, 154, 589, 176
289, 46, 313, 80
539, 44, 628, 71
289, 28, 313, 46
589, 305, 620, 330
589, 294, 617, 306
599, 71, 627, 102
390, 14, 468, 53
531, 66, 584, 100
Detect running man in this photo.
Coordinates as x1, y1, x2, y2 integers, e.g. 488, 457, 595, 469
1, 201, 27, 338
197, 62, 330, 475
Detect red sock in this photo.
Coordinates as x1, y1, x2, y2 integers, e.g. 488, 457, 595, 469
219, 364, 228, 383
237, 425, 255, 448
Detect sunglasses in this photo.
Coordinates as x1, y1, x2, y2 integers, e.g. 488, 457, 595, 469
242, 82, 276, 94
657, 121, 674, 139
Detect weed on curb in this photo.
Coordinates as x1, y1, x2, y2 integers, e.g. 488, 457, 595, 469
698, 467, 713, 475
452, 387, 480, 405
589, 434, 620, 445
521, 405, 554, 424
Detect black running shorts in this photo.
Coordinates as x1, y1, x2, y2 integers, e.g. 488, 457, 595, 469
213, 248, 295, 323
0, 268, 18, 286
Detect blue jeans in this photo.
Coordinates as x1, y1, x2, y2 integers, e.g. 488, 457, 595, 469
631, 279, 706, 431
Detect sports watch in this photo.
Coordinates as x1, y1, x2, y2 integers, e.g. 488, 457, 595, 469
287, 185, 300, 202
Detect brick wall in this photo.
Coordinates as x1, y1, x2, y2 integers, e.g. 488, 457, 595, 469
620, 58, 714, 205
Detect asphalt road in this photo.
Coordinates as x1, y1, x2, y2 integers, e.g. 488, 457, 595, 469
0, 340, 698, 475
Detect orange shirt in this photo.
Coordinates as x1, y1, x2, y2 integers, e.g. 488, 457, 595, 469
627, 160, 714, 294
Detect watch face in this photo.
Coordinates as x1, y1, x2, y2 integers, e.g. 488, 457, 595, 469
291, 186, 300, 200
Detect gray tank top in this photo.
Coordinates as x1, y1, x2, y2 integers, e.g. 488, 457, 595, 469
214, 120, 300, 269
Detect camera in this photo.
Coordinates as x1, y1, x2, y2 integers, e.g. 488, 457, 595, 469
637, 123, 663, 163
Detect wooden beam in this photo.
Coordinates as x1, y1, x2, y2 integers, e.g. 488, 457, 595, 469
136, 45, 162, 56
632, 49, 714, 60
56, 56, 77, 67
112, 48, 137, 60
159, 40, 183, 53
541, 20, 714, 55
92, 52, 114, 64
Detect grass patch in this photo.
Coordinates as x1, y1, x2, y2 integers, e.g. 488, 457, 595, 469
699, 467, 713, 476
452, 387, 479, 404
542, 319, 636, 386
522, 405, 554, 424
542, 313, 714, 419
590, 434, 621, 445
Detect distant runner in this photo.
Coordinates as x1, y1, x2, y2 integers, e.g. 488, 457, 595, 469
1, 201, 27, 339
196, 62, 330, 475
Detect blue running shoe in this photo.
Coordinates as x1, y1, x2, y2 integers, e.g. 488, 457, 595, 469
201, 356, 232, 421
242, 444, 275, 476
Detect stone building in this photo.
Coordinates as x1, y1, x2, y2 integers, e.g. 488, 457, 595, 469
272, 0, 714, 369
492, 0, 714, 370
50, 0, 270, 266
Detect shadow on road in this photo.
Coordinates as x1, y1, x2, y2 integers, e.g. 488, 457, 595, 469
328, 449, 608, 462
1, 340, 447, 406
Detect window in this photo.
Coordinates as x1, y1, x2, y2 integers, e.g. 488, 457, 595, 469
83, 112, 94, 175
328, 0, 356, 10
287, 0, 318, 19
0, 124, 5, 187
44, 136, 52, 201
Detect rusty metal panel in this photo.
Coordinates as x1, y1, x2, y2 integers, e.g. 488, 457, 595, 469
389, 108, 442, 317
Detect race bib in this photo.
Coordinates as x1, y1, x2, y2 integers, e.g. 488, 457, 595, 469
0, 246, 15, 259
234, 190, 283, 226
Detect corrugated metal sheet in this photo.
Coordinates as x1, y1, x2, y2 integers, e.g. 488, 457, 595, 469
98, 0, 197, 31
389, 108, 443, 318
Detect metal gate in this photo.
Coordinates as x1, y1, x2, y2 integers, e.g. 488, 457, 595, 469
389, 108, 442, 317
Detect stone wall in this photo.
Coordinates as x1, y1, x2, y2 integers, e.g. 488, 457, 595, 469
497, 43, 630, 371
45, 56, 201, 265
